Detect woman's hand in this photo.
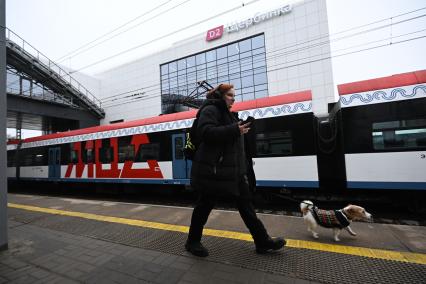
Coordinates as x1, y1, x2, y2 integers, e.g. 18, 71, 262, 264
238, 121, 251, 135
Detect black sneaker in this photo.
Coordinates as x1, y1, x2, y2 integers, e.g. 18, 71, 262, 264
256, 237, 286, 254
185, 241, 209, 257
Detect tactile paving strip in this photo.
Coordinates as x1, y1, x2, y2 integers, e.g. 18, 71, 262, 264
8, 208, 426, 284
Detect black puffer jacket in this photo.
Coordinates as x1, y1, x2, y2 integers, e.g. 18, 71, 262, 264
190, 99, 243, 196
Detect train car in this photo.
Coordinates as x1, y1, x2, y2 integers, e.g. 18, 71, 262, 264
7, 91, 319, 193
336, 70, 426, 205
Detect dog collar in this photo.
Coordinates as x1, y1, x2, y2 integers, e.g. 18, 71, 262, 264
340, 209, 351, 221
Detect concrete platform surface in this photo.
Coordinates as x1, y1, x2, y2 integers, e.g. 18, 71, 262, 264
7, 193, 426, 253
1, 193, 426, 284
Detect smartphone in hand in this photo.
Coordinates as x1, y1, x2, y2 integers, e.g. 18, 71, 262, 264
242, 116, 255, 125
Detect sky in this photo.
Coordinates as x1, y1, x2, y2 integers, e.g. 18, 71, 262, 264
5, 0, 426, 138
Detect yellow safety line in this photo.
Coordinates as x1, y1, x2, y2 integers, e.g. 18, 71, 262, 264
8, 202, 426, 265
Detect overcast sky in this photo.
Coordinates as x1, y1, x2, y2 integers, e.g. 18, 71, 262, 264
5, 0, 426, 137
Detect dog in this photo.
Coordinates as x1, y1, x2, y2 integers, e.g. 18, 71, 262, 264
300, 200, 372, 241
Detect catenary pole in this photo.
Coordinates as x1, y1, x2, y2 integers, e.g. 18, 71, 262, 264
0, 0, 8, 251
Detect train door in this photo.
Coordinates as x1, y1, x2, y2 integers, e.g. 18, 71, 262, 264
48, 147, 61, 178
171, 134, 190, 179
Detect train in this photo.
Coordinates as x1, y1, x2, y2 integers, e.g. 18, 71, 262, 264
7, 70, 426, 208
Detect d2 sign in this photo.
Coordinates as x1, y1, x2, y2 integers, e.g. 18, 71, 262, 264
206, 25, 224, 41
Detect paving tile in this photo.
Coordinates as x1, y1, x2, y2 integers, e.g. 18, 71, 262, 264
159, 254, 179, 266
135, 268, 159, 282
293, 279, 313, 284
266, 273, 297, 284
45, 276, 80, 284
169, 260, 193, 270
29, 267, 51, 280
143, 261, 165, 274
247, 271, 266, 284
212, 270, 235, 281
175, 256, 198, 265
0, 265, 14, 276
177, 280, 196, 284
9, 274, 38, 284
208, 276, 240, 284
188, 261, 218, 273
103, 257, 142, 276
63, 268, 85, 280
154, 267, 185, 284
33, 274, 60, 284
2, 266, 32, 281
79, 268, 117, 284
54, 261, 79, 274
0, 258, 29, 270
74, 262, 96, 273
181, 272, 206, 283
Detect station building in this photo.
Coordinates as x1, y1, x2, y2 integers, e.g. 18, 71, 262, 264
87, 0, 334, 124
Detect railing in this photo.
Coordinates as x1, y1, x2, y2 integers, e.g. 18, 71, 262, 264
5, 28, 104, 114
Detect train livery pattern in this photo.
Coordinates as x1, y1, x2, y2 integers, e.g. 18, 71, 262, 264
7, 70, 426, 193
8, 91, 320, 188
338, 70, 426, 191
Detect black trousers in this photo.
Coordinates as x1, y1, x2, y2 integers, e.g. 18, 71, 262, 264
187, 176, 270, 246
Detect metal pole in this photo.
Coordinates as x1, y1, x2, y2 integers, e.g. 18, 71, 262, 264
0, 0, 9, 251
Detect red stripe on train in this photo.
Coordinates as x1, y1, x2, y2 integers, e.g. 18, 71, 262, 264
22, 90, 312, 144
338, 69, 426, 95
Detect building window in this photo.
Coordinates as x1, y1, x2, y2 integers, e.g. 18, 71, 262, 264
160, 34, 268, 114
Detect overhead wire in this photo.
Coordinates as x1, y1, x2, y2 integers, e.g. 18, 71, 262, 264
266, 6, 426, 56
101, 31, 426, 108
26, 4, 422, 107
97, 7, 426, 104
99, 12, 426, 106
55, 0, 175, 63
69, 0, 263, 73
71, 4, 424, 74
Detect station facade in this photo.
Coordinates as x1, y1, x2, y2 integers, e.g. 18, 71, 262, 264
92, 0, 334, 124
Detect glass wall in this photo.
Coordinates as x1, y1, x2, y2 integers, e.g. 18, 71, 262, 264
160, 34, 268, 113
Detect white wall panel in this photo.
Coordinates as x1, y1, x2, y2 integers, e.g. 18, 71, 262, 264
7, 167, 15, 178
157, 161, 173, 180
253, 156, 319, 181
20, 166, 48, 178
345, 152, 426, 182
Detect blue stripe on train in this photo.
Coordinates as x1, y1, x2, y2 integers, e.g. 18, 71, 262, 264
9, 177, 319, 188
347, 181, 426, 190
256, 180, 318, 188
10, 177, 191, 185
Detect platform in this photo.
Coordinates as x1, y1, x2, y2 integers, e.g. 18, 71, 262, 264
1, 193, 425, 283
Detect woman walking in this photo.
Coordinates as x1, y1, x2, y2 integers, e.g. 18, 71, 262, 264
185, 83, 285, 257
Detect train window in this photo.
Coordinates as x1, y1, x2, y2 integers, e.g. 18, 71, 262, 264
61, 144, 71, 164
127, 146, 135, 160
23, 152, 33, 166
118, 145, 134, 163
174, 137, 184, 160
135, 143, 160, 162
7, 150, 16, 167
256, 131, 293, 156
118, 136, 133, 162
372, 119, 426, 150
85, 149, 94, 163
70, 150, 78, 163
100, 148, 113, 163
35, 154, 45, 166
